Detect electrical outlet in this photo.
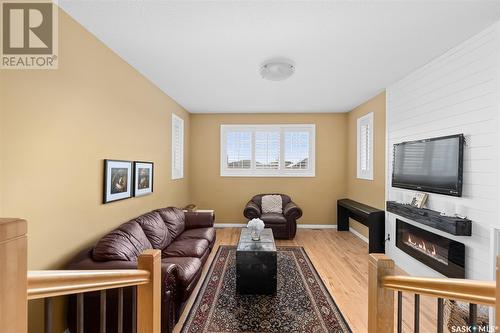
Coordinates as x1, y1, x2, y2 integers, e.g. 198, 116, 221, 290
385, 233, 391, 242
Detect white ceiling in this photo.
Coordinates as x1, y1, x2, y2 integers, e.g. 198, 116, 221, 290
59, 1, 500, 113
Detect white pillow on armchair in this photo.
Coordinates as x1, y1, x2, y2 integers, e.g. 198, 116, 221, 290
261, 195, 283, 214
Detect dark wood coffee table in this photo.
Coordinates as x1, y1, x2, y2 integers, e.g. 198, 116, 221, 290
236, 228, 277, 294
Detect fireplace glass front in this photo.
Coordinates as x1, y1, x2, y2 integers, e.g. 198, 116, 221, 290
396, 219, 465, 278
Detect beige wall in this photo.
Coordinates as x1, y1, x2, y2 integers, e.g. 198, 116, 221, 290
0, 9, 190, 270
190, 113, 347, 225
0, 74, 4, 217
1, 10, 191, 331
346, 92, 386, 237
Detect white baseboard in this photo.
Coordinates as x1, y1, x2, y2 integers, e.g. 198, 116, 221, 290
214, 223, 337, 229
349, 227, 369, 243
297, 224, 337, 229
214, 223, 246, 228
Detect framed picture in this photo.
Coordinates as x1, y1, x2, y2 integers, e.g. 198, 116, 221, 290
410, 192, 428, 209
134, 161, 154, 197
103, 159, 133, 203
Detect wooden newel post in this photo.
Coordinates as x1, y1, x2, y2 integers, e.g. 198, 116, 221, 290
368, 253, 395, 333
0, 218, 28, 333
495, 256, 500, 331
137, 249, 161, 333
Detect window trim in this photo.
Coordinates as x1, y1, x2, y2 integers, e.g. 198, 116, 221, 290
357, 112, 374, 180
171, 113, 184, 180
220, 124, 315, 177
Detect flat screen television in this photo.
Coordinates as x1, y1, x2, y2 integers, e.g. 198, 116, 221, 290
392, 134, 464, 197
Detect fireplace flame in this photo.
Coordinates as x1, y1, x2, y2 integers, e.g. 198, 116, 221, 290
407, 235, 437, 257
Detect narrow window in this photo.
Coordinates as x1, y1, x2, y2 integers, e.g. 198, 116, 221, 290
171, 114, 184, 179
357, 112, 374, 180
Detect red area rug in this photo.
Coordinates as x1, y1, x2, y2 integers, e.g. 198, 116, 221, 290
181, 246, 352, 333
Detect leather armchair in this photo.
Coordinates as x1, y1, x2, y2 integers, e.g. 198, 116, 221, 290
244, 194, 302, 239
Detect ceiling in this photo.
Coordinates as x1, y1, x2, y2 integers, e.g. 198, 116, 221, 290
59, 1, 500, 113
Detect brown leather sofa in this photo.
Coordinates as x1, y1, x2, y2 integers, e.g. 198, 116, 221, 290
244, 194, 302, 239
66, 207, 215, 333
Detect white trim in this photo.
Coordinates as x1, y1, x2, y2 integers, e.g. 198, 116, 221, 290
214, 223, 246, 228
356, 112, 374, 180
349, 227, 369, 243
297, 224, 337, 229
171, 113, 184, 180
214, 223, 338, 229
220, 124, 316, 177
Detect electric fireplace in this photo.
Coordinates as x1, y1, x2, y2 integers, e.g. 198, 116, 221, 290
396, 219, 465, 278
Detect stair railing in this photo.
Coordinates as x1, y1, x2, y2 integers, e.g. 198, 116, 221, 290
0, 218, 162, 333
369, 253, 498, 333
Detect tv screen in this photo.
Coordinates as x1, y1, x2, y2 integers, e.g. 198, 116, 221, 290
392, 134, 464, 196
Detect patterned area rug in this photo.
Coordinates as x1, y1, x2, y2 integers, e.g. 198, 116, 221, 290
181, 246, 352, 333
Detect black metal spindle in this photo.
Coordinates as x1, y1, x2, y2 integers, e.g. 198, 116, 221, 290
397, 291, 403, 333
437, 298, 444, 333
469, 303, 477, 330
132, 286, 137, 333
117, 288, 124, 333
44, 297, 53, 333
414, 294, 420, 333
100, 290, 106, 333
77, 293, 84, 333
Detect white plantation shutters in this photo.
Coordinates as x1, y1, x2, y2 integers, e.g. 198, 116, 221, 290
284, 131, 310, 170
172, 114, 184, 179
360, 124, 369, 171
221, 124, 315, 177
226, 131, 252, 169
255, 131, 280, 170
357, 112, 374, 180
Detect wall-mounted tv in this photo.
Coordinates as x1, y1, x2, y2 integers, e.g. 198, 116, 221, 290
392, 134, 464, 197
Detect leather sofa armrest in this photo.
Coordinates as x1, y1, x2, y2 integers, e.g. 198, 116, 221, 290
284, 201, 303, 220
184, 210, 215, 229
244, 201, 261, 219
67, 248, 180, 333
66, 248, 138, 270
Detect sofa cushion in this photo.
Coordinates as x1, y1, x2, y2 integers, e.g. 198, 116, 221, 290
176, 228, 215, 244
262, 194, 283, 214
261, 212, 287, 224
93, 221, 152, 262
156, 207, 186, 239
134, 211, 171, 249
162, 257, 201, 288
163, 238, 209, 258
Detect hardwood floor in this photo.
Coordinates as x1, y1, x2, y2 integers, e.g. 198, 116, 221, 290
173, 228, 442, 333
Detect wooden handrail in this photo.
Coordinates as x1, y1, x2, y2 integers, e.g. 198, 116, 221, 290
368, 254, 500, 333
382, 275, 496, 306
27, 269, 151, 300
1, 218, 162, 333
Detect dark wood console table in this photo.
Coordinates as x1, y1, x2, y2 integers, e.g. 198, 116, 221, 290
337, 199, 385, 253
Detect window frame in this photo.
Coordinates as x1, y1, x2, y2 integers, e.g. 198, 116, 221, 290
356, 112, 374, 180
220, 124, 316, 177
171, 113, 184, 180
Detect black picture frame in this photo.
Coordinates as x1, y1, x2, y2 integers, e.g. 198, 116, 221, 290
103, 159, 133, 204
133, 161, 154, 197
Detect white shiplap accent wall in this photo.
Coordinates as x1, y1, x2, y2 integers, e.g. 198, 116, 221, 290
386, 23, 500, 280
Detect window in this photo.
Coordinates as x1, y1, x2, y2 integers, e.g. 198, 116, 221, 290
171, 114, 184, 179
357, 112, 374, 180
221, 124, 315, 177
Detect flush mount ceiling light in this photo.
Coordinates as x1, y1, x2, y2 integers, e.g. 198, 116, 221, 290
260, 60, 295, 81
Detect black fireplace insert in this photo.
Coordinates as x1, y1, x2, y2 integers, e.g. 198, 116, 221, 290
396, 219, 465, 278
